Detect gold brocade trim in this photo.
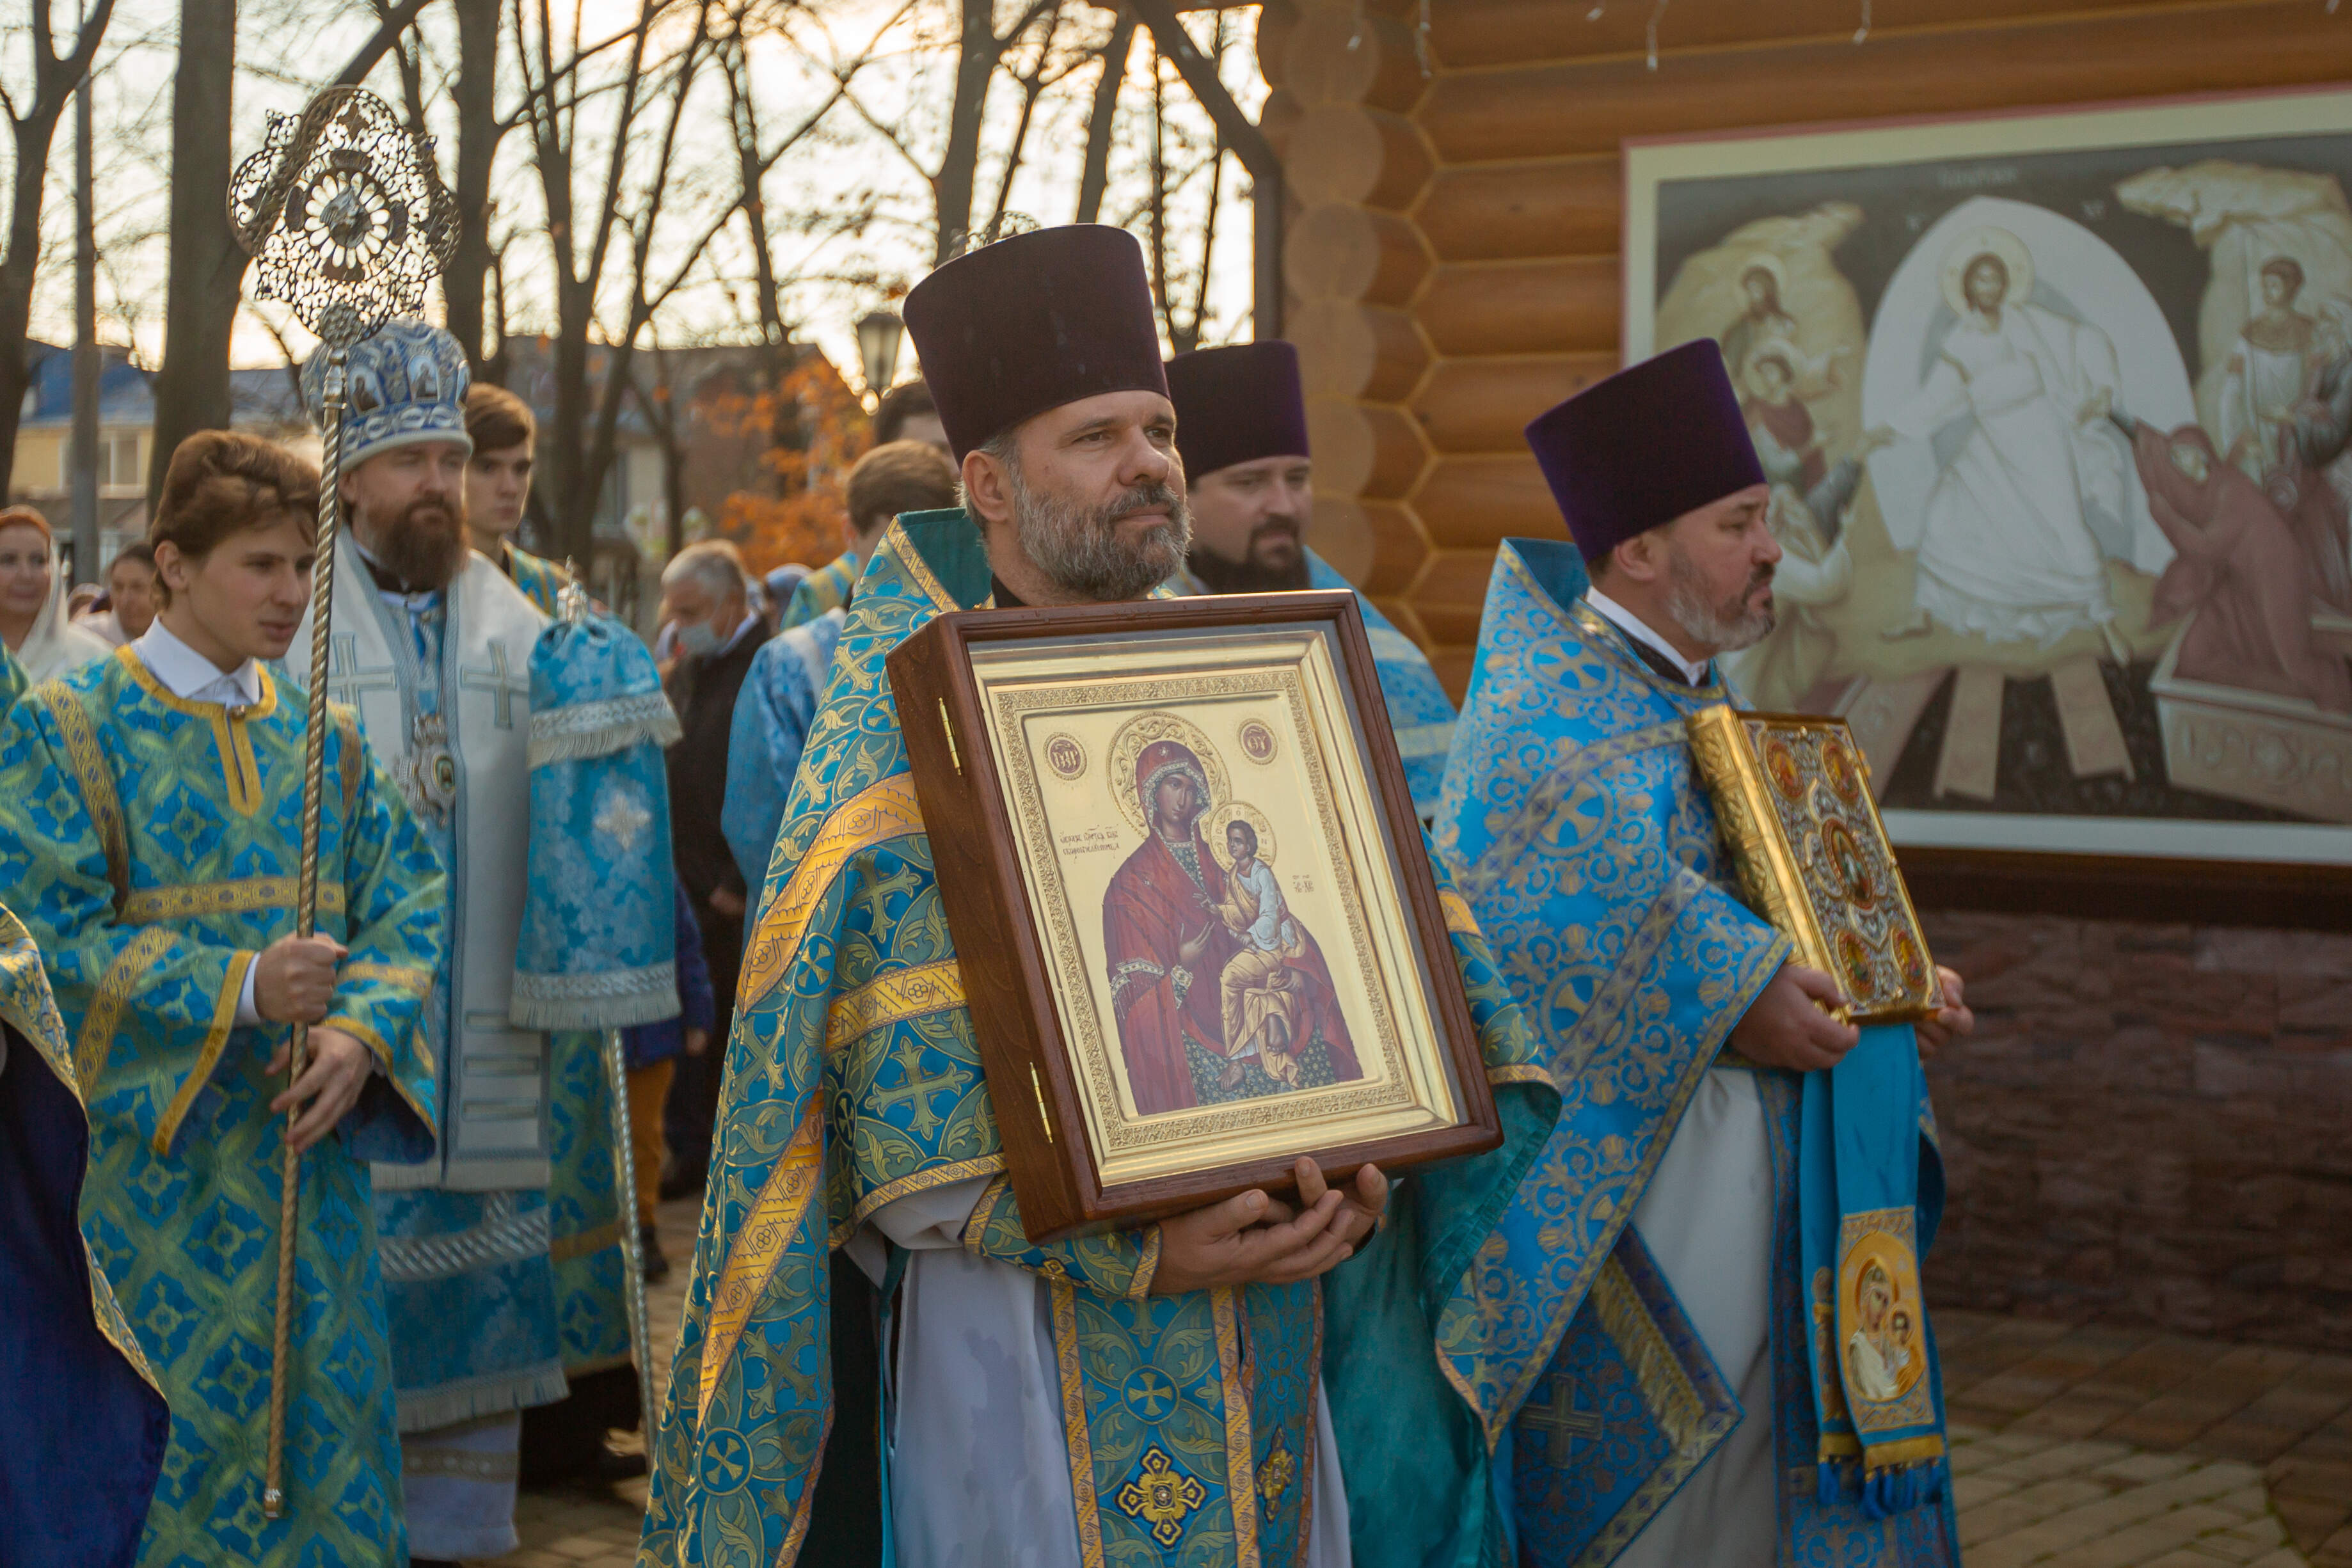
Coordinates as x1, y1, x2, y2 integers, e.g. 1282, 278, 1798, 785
957, 1173, 1013, 1256
342, 961, 433, 995
33, 685, 127, 912
1863, 1435, 1948, 1470
699, 1093, 825, 1423
75, 927, 177, 1088
1485, 1064, 1552, 1086
152, 950, 255, 1155
325, 1013, 434, 1132
122, 878, 349, 926
889, 518, 962, 614
738, 773, 926, 1006
551, 1220, 623, 1264
1212, 1286, 1262, 1567
333, 702, 363, 821
848, 1154, 1005, 1233
119, 646, 281, 817
825, 960, 966, 1053
1437, 891, 1481, 938
1129, 1222, 1162, 1302
1051, 1278, 1109, 1568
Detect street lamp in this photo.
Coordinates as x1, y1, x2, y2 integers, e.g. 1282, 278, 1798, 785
855, 308, 903, 406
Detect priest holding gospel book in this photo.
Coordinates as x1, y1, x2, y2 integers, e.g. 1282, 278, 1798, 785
1424, 341, 1979, 1568
638, 223, 1561, 1567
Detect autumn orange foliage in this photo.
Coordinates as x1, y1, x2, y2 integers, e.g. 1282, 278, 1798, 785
713, 354, 870, 575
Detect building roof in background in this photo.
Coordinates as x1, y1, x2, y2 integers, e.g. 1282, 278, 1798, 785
20, 340, 152, 426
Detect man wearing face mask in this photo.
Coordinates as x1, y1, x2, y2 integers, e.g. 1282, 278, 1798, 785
1165, 342, 1458, 818
654, 540, 770, 1200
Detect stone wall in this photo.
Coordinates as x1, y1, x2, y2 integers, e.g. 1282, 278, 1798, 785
1921, 911, 2352, 1352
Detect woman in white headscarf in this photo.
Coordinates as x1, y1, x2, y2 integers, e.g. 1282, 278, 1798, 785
0, 507, 113, 684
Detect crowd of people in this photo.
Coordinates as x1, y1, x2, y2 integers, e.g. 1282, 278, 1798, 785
0, 221, 1979, 1568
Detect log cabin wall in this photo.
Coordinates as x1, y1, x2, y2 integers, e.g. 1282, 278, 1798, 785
1261, 0, 2352, 1351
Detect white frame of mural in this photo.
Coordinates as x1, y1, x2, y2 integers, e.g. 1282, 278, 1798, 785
1624, 86, 2352, 869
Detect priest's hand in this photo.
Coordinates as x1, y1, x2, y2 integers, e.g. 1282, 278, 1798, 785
255, 935, 349, 1024
1731, 963, 1861, 1073
1149, 1158, 1387, 1295
267, 1027, 372, 1153
1914, 966, 1975, 1060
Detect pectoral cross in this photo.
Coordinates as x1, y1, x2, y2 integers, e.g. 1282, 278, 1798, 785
458, 644, 529, 730
868, 1035, 971, 1139
326, 634, 398, 709
1520, 1377, 1603, 1463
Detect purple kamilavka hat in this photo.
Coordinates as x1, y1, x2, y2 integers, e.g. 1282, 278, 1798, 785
1524, 339, 1767, 562
903, 225, 1170, 461
1164, 342, 1311, 481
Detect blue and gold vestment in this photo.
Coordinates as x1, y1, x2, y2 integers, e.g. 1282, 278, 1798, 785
501, 542, 573, 619
1417, 540, 1957, 1568
639, 509, 1558, 1567
0, 647, 445, 1565
0, 901, 170, 1568
780, 549, 859, 631
1172, 550, 1458, 819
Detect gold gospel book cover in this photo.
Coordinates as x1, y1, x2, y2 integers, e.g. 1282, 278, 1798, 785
1685, 708, 1941, 1025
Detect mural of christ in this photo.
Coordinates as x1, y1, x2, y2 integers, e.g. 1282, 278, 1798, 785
1101, 736, 1363, 1114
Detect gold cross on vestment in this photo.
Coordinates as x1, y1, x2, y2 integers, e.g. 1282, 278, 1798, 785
1520, 1377, 1603, 1462
866, 1034, 970, 1139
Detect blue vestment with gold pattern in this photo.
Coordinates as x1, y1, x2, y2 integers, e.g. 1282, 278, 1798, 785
502, 542, 573, 619
0, 901, 170, 1568
1172, 550, 1457, 819
639, 509, 1558, 1566
1417, 540, 1957, 1567
0, 647, 445, 1565
781, 550, 858, 631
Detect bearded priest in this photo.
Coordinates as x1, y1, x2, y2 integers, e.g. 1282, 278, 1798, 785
1426, 342, 1975, 1568
0, 430, 444, 1564
287, 321, 590, 1563
638, 224, 1559, 1568
1164, 341, 1458, 818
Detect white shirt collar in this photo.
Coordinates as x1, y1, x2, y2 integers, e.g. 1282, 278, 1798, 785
1584, 588, 1712, 686
134, 617, 265, 708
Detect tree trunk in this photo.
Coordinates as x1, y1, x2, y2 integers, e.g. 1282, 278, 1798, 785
145, 0, 242, 511
932, 0, 1001, 263
446, 0, 502, 377
1074, 8, 1134, 224
145, 0, 433, 507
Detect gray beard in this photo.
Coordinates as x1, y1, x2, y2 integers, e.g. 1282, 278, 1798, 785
1010, 466, 1192, 603
1664, 542, 1774, 653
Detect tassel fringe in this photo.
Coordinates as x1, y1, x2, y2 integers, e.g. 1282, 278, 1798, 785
527, 693, 682, 769
1815, 1455, 1948, 1519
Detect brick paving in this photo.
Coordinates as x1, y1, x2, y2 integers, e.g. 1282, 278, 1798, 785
483, 1203, 2351, 1567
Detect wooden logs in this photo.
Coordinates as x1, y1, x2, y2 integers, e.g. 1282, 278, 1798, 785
1415, 356, 1615, 454
1411, 456, 1561, 551
1257, 0, 1299, 87
1420, 2, 2352, 162
1291, 299, 1429, 403
1413, 549, 1518, 647
1308, 401, 1431, 500
1283, 8, 1428, 115
1427, 0, 2172, 70
1419, 259, 1618, 355
1286, 104, 1434, 210
1307, 495, 1428, 596
1285, 204, 1430, 306
1416, 157, 1618, 263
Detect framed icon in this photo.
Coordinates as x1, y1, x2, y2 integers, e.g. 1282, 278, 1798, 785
887, 591, 1499, 1239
